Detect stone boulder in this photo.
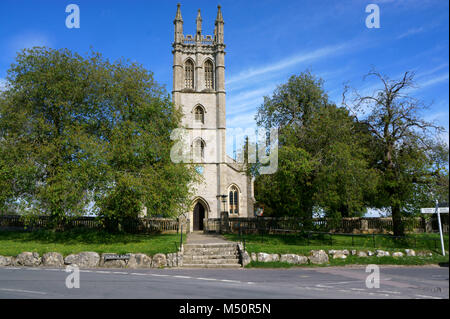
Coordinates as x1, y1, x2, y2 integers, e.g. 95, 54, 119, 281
333, 251, 347, 259
64, 252, 100, 268
308, 250, 329, 264
128, 253, 152, 269
0, 256, 13, 266
329, 250, 349, 259
241, 251, 251, 267
15, 252, 41, 267
280, 254, 308, 265
99, 254, 127, 268
257, 253, 273, 262
405, 249, 416, 257
42, 252, 64, 267
351, 250, 357, 256
392, 252, 404, 258
357, 251, 368, 258
166, 253, 183, 267
251, 253, 257, 262
367, 251, 374, 256
417, 251, 433, 257
151, 253, 167, 268
271, 254, 280, 262
376, 250, 390, 257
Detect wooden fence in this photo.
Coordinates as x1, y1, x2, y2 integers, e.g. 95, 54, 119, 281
0, 215, 188, 234
204, 215, 449, 235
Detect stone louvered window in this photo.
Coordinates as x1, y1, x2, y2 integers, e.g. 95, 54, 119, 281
229, 186, 239, 215
185, 60, 194, 89
194, 106, 204, 123
204, 60, 214, 89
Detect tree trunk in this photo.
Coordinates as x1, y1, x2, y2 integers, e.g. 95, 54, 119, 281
391, 203, 404, 236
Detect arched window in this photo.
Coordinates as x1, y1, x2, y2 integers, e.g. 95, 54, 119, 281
204, 60, 214, 89
185, 60, 194, 89
229, 186, 239, 215
194, 106, 204, 123
193, 138, 205, 162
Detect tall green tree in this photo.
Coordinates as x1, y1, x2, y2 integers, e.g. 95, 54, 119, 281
0, 47, 195, 230
344, 70, 447, 235
254, 71, 376, 224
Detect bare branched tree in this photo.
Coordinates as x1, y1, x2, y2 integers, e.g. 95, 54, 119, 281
343, 69, 446, 236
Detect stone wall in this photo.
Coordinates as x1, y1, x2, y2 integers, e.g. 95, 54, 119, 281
0, 251, 183, 268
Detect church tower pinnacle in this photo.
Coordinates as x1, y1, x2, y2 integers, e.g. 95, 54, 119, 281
196, 9, 202, 41
174, 3, 183, 44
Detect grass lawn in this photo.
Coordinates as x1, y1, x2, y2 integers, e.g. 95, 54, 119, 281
224, 232, 449, 267
0, 229, 186, 257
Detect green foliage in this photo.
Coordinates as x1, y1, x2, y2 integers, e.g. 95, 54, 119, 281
0, 47, 195, 229
253, 71, 377, 222
347, 70, 448, 235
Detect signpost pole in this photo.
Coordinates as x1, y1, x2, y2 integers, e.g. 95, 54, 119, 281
435, 200, 446, 256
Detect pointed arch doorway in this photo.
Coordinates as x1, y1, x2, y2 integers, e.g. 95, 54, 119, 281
193, 201, 206, 231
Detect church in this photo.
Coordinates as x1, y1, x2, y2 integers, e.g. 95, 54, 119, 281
171, 4, 255, 232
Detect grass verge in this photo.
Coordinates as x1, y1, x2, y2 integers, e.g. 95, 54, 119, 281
0, 228, 185, 257
245, 255, 449, 268
223, 233, 449, 268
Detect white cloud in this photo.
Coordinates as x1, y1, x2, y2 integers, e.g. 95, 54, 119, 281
418, 73, 449, 88
227, 42, 355, 86
397, 27, 425, 39
7, 31, 51, 58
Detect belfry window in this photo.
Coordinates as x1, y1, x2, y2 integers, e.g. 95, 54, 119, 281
229, 186, 239, 215
185, 60, 194, 89
194, 106, 204, 123
205, 60, 214, 89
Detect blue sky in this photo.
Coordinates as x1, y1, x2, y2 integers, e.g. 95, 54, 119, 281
0, 0, 448, 153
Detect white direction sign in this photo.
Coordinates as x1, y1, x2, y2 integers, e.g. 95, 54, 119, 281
421, 207, 449, 214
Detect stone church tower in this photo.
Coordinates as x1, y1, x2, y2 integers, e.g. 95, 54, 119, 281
172, 4, 255, 231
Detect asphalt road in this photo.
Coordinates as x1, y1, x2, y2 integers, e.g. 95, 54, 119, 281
0, 265, 448, 299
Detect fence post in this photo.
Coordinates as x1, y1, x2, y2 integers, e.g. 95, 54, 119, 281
180, 224, 183, 251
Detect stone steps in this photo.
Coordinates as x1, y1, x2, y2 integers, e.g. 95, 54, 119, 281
183, 258, 240, 264
183, 254, 239, 260
182, 242, 242, 268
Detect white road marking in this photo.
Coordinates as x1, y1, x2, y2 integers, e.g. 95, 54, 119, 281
130, 273, 147, 276
196, 277, 218, 281
350, 288, 366, 291
379, 290, 401, 294
415, 294, 442, 299
95, 271, 111, 274
0, 288, 47, 295
302, 287, 325, 291
174, 275, 191, 279
220, 279, 241, 283
316, 284, 334, 288
149, 274, 169, 277
112, 271, 128, 274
